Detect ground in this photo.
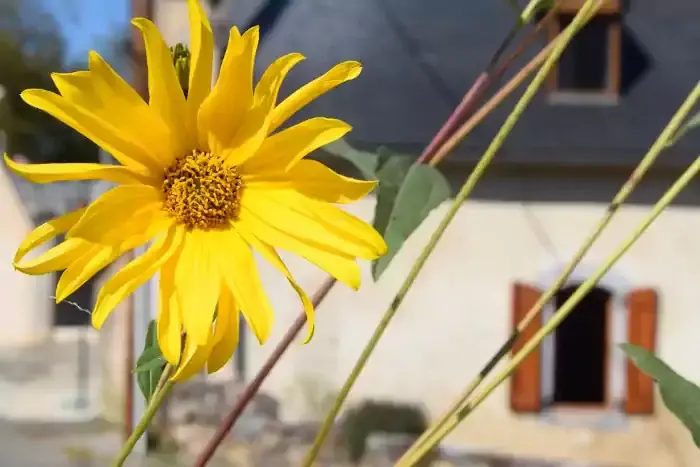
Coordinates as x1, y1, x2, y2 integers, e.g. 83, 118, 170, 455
0, 330, 602, 466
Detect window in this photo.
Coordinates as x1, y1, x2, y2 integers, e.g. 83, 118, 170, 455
509, 283, 658, 416
53, 233, 93, 327
552, 285, 609, 406
546, 1, 622, 102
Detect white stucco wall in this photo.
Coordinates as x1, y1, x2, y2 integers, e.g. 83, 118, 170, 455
0, 164, 54, 349
240, 168, 700, 467
153, 0, 192, 47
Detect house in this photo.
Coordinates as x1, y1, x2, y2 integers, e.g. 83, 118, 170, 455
0, 77, 97, 348
0, 120, 110, 421
105, 0, 700, 465
160, 0, 700, 466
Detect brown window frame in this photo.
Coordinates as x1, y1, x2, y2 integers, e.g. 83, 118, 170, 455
546, 1, 622, 101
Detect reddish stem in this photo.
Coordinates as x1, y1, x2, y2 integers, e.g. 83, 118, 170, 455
416, 73, 490, 164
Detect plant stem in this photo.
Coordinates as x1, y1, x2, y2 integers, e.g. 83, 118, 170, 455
300, 2, 600, 464
419, 5, 552, 165
405, 114, 700, 465
111, 365, 175, 467
398, 80, 700, 466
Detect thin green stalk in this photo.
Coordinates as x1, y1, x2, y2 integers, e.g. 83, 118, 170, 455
398, 80, 700, 466
404, 137, 700, 464
111, 364, 175, 467
300, 2, 603, 465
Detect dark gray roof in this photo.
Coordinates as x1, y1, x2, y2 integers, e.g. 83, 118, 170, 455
216, 0, 700, 168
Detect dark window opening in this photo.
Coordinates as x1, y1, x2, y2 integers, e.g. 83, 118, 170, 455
547, 12, 622, 98
558, 15, 611, 90
553, 285, 610, 405
53, 233, 94, 327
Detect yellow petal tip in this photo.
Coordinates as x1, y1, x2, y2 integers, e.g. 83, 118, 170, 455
301, 326, 315, 344
19, 89, 40, 103
130, 17, 149, 29
87, 50, 102, 67
344, 61, 362, 79
245, 25, 259, 35
91, 315, 104, 330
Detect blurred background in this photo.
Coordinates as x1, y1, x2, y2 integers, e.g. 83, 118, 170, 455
1, 0, 700, 466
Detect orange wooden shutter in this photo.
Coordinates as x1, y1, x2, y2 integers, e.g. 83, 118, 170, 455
510, 283, 543, 413
625, 288, 658, 415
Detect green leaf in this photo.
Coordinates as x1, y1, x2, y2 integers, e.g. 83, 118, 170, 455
323, 139, 379, 180
620, 344, 700, 446
372, 160, 451, 280
134, 347, 165, 373
136, 320, 166, 403
374, 154, 414, 235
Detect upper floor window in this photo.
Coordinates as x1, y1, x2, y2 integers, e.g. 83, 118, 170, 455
546, 0, 622, 104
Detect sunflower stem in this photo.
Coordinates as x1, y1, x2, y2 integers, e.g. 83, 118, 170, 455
301, 1, 605, 464
111, 365, 175, 467
398, 79, 700, 467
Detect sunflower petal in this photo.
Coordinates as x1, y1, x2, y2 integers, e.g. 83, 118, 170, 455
224, 53, 305, 166
4, 154, 147, 185
55, 244, 121, 303
14, 207, 86, 264
241, 189, 385, 259
86, 52, 177, 167
175, 229, 220, 346
245, 160, 376, 204
235, 224, 314, 343
51, 55, 175, 169
238, 206, 361, 289
67, 185, 171, 245
198, 26, 259, 153
173, 335, 212, 381
242, 118, 351, 173
50, 70, 93, 103
15, 238, 90, 275
186, 0, 214, 141
131, 17, 191, 153
217, 229, 274, 344
92, 225, 185, 329
269, 61, 362, 132
158, 257, 184, 365
20, 89, 162, 176
207, 285, 240, 374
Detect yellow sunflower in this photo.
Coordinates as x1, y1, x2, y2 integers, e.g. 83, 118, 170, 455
6, 0, 386, 381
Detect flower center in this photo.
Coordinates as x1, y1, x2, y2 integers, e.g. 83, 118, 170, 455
162, 150, 244, 230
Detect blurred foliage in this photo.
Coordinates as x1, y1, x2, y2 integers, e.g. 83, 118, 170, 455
621, 344, 700, 448
338, 400, 435, 465
0, 0, 102, 163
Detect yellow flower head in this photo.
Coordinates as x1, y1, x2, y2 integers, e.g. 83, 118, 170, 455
6, 0, 386, 381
